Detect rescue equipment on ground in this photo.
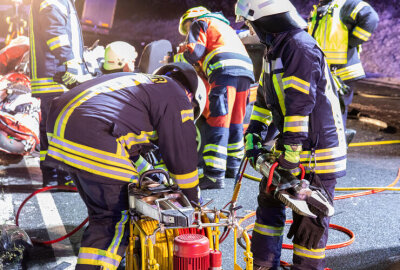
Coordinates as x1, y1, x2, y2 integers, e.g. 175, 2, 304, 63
126, 169, 254, 270
0, 73, 40, 156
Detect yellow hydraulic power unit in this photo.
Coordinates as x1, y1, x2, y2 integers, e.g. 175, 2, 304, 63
126, 169, 254, 270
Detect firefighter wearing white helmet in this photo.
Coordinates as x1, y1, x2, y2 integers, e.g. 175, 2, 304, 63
103, 41, 138, 73
236, 0, 346, 269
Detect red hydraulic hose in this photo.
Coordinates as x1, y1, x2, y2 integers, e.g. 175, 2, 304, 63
15, 185, 89, 245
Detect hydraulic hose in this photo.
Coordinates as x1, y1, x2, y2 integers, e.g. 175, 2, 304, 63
15, 185, 89, 245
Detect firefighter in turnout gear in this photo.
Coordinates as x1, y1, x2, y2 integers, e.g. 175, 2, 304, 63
45, 62, 206, 269
174, 6, 255, 189
308, 0, 379, 142
236, 0, 347, 269
29, 0, 90, 186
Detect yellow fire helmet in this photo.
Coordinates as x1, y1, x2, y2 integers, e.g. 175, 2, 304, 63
178, 6, 211, 36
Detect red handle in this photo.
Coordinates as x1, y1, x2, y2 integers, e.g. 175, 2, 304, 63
266, 162, 306, 192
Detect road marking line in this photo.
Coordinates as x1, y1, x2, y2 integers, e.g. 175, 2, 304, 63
24, 156, 77, 268
0, 193, 14, 224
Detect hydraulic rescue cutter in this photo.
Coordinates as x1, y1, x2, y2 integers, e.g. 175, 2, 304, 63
255, 153, 334, 218
127, 169, 254, 270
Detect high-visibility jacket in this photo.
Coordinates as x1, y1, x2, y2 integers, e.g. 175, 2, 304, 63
45, 72, 200, 202
174, 12, 255, 83
247, 29, 347, 180
29, 0, 88, 95
308, 0, 379, 81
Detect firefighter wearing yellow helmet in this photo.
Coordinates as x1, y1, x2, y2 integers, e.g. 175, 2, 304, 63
175, 6, 255, 189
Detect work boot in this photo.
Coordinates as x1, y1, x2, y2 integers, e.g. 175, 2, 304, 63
57, 170, 76, 187
199, 174, 225, 190
41, 167, 59, 187
345, 128, 356, 145
225, 167, 239, 178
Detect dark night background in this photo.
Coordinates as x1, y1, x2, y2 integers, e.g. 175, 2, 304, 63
0, 0, 399, 77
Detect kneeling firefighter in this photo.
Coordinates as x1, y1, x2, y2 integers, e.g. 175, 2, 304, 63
235, 0, 347, 269
44, 62, 206, 269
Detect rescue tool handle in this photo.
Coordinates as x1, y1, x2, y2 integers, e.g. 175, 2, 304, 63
138, 169, 171, 188
266, 162, 306, 192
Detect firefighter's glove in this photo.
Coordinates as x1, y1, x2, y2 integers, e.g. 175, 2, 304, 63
62, 60, 90, 88
278, 144, 302, 170
245, 133, 263, 167
287, 213, 326, 250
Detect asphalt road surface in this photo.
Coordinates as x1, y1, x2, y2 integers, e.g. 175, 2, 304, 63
1, 118, 400, 270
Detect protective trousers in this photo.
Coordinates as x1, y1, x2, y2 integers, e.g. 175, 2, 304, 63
70, 172, 129, 270
202, 75, 251, 179
38, 92, 66, 182
251, 176, 336, 270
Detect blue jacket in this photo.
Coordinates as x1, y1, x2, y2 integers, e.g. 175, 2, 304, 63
247, 29, 347, 179
29, 0, 88, 95
45, 72, 200, 202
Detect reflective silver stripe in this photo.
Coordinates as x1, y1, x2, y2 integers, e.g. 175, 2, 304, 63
293, 244, 325, 259
253, 222, 284, 236
302, 159, 347, 174
51, 136, 133, 168
203, 144, 227, 154
108, 211, 129, 254
48, 147, 137, 181
204, 156, 226, 170
77, 249, 121, 267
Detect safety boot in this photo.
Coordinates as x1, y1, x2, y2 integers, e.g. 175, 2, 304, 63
225, 167, 239, 178
199, 174, 225, 190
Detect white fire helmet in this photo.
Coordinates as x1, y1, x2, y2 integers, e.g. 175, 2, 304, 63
103, 41, 138, 72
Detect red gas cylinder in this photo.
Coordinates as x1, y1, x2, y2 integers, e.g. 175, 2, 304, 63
173, 234, 210, 270
210, 250, 222, 269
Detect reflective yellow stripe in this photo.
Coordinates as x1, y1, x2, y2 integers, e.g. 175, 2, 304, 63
282, 76, 310, 95
335, 63, 365, 81
29, 9, 38, 79
108, 211, 129, 254
204, 156, 226, 170
46, 34, 70, 51
48, 146, 138, 182
284, 115, 309, 133
169, 169, 199, 189
293, 244, 325, 259
40, 150, 47, 161
117, 131, 158, 150
39, 0, 68, 16
78, 247, 121, 269
203, 144, 227, 154
202, 46, 252, 76
302, 159, 347, 174
272, 73, 286, 115
253, 222, 284, 236
54, 75, 142, 138
300, 146, 346, 162
352, 26, 371, 41
173, 53, 188, 63
181, 109, 194, 123
350, 1, 370, 20
250, 105, 273, 125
